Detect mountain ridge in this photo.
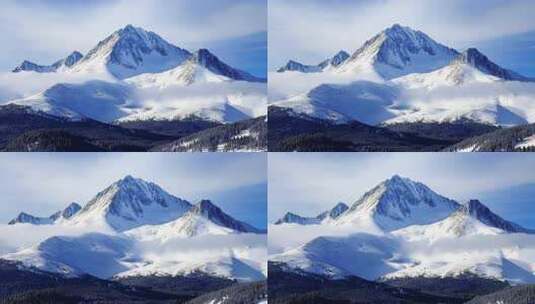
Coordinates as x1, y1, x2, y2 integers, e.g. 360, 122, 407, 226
273, 175, 535, 284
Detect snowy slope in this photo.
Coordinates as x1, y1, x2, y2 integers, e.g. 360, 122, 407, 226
116, 254, 266, 282
3, 233, 134, 278
271, 233, 402, 280
68, 175, 192, 232
11, 80, 134, 122
274, 81, 398, 125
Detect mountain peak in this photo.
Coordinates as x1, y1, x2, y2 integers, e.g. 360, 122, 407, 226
417, 199, 535, 237
465, 199, 487, 215
194, 48, 217, 61
187, 48, 264, 82
117, 24, 147, 37
8, 201, 82, 225
339, 24, 459, 79
383, 23, 412, 36
453, 48, 530, 81
49, 202, 82, 221
387, 174, 405, 182
122, 24, 137, 31
72, 177, 192, 231
62, 51, 83, 67
187, 199, 262, 234
62, 202, 82, 217
457, 199, 531, 233
193, 199, 220, 214
330, 50, 350, 66
74, 25, 191, 79
336, 176, 460, 231
13, 50, 84, 73
119, 174, 137, 183
317, 202, 349, 221
8, 212, 37, 225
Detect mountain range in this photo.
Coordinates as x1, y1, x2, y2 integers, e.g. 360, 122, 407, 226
1, 25, 266, 152
271, 24, 535, 151
271, 175, 535, 286
3, 175, 265, 282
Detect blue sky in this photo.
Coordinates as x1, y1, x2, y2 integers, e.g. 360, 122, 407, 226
0, 153, 267, 229
269, 0, 535, 76
269, 153, 535, 229
0, 0, 267, 77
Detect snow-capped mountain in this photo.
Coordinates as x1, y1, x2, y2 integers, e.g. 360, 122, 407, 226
335, 175, 460, 231
271, 175, 535, 284
68, 175, 192, 232
6, 25, 266, 127
391, 47, 532, 89
274, 202, 349, 225
8, 202, 82, 225
276, 24, 458, 79
49, 202, 82, 222
12, 51, 83, 73
277, 50, 350, 73
396, 199, 533, 241
457, 199, 531, 233
456, 48, 530, 82
337, 24, 459, 79
127, 48, 264, 88
272, 24, 535, 128
70, 25, 191, 79
2, 176, 266, 282
127, 199, 263, 240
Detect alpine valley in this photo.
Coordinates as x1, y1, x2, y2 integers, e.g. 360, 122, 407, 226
269, 175, 535, 304
0, 175, 267, 303
269, 24, 535, 152
0, 25, 266, 152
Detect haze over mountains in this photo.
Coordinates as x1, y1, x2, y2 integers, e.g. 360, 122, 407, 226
0, 25, 267, 152
271, 24, 535, 151
271, 175, 535, 284
2, 175, 266, 282
5, 25, 266, 125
